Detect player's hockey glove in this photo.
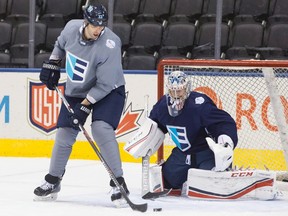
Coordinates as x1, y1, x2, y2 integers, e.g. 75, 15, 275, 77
40, 60, 61, 90
70, 103, 92, 129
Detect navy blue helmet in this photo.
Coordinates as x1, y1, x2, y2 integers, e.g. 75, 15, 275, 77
83, 2, 108, 26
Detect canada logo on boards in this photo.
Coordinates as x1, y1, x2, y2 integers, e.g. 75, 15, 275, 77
115, 92, 144, 138
28, 80, 65, 134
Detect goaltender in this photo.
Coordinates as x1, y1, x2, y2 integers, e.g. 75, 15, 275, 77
125, 70, 279, 200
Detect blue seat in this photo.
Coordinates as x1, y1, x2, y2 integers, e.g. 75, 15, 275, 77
0, 22, 12, 51
113, 17, 132, 50
170, 0, 204, 22
201, 0, 236, 22
114, 0, 141, 21
0, 0, 8, 19
122, 46, 157, 70
0, 52, 11, 64
234, 0, 270, 22
137, 0, 172, 21
226, 21, 264, 59
5, 0, 33, 26
162, 19, 196, 49
40, 0, 81, 21
11, 22, 47, 51
130, 16, 163, 51
269, 0, 288, 17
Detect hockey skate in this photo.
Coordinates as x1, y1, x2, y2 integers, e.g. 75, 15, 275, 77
33, 174, 61, 201
110, 177, 130, 208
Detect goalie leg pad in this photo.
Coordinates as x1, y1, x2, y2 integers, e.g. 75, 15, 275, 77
149, 165, 164, 193
148, 165, 181, 196
184, 168, 279, 200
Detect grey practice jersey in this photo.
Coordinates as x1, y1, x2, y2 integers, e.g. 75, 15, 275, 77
50, 19, 125, 104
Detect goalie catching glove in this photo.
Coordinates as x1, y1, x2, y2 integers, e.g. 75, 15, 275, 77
124, 118, 165, 158
206, 134, 234, 171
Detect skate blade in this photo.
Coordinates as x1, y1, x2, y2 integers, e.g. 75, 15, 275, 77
33, 193, 58, 201
112, 198, 128, 208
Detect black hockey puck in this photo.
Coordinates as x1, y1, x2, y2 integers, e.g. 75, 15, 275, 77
153, 208, 162, 212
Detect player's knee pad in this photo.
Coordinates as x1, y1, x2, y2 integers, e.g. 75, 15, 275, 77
91, 120, 116, 147
55, 127, 78, 148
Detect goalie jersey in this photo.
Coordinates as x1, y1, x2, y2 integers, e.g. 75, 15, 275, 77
149, 92, 238, 154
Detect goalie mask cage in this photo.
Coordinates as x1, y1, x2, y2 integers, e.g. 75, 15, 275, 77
157, 59, 288, 179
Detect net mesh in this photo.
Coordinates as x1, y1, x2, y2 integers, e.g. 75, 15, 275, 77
158, 61, 288, 176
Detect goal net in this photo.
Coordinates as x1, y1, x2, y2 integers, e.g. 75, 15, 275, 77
157, 59, 288, 179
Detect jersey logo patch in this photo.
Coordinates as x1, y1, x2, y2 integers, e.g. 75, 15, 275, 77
106, 39, 115, 48
66, 52, 89, 83
195, 96, 205, 104
167, 125, 191, 152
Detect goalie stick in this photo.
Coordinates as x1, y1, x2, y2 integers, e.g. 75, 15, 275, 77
141, 154, 171, 199
55, 87, 147, 213
141, 95, 171, 200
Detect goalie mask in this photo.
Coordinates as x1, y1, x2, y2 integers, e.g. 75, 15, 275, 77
166, 70, 191, 117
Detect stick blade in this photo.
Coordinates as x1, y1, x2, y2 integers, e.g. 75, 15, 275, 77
119, 184, 148, 212
142, 188, 172, 199
130, 202, 148, 212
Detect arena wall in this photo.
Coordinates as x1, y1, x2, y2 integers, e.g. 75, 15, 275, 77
0, 69, 158, 163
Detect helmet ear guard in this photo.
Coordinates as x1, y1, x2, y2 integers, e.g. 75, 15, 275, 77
83, 1, 108, 26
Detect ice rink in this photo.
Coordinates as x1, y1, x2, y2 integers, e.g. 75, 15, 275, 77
1, 157, 288, 216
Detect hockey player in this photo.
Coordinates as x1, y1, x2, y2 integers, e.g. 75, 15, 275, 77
126, 71, 279, 200
34, 1, 129, 207
125, 70, 238, 191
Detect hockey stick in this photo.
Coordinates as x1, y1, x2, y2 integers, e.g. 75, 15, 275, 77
55, 87, 147, 213
141, 95, 171, 200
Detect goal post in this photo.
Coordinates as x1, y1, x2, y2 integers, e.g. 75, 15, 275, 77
157, 59, 288, 178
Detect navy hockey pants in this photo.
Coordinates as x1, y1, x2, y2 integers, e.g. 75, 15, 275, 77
57, 85, 125, 129
162, 147, 215, 189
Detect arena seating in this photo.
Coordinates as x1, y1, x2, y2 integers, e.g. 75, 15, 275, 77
0, 0, 288, 69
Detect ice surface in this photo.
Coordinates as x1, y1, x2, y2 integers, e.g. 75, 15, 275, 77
0, 157, 287, 216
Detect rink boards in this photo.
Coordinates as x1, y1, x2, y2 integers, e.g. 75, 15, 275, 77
0, 68, 287, 169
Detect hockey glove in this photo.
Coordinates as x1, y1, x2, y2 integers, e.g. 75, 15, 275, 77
40, 60, 61, 90
69, 103, 92, 129
206, 135, 234, 171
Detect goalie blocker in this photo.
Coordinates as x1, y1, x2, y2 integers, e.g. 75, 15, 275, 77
124, 118, 164, 158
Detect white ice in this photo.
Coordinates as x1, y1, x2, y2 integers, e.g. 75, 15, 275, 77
0, 157, 288, 216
